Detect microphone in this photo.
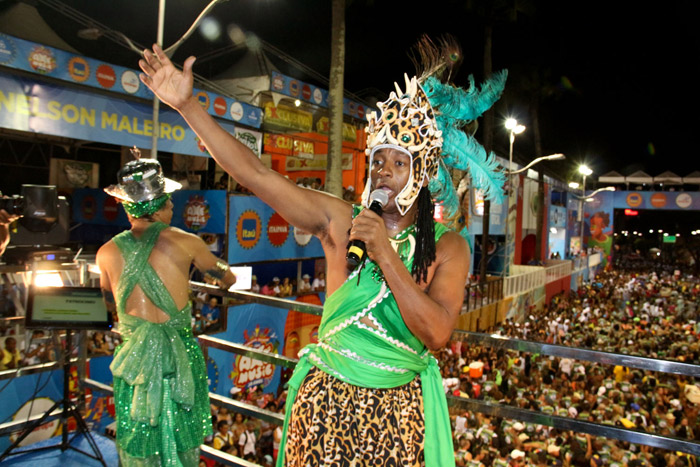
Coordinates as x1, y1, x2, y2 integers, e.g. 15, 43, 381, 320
346, 189, 389, 268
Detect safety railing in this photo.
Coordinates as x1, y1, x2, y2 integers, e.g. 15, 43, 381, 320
7, 276, 698, 466
503, 265, 545, 297
543, 259, 572, 283
463, 277, 504, 313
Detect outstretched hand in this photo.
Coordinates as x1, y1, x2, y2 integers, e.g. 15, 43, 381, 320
139, 44, 196, 111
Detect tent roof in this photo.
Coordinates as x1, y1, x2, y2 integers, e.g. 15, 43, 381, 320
683, 170, 700, 184
626, 170, 653, 184
0, 3, 80, 54
598, 170, 626, 183
653, 170, 683, 185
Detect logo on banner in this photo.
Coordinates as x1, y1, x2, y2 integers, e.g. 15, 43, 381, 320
293, 226, 313, 247
80, 195, 97, 220
96, 64, 116, 88
213, 96, 227, 116
120, 70, 140, 94
231, 326, 279, 390
10, 397, 59, 446
68, 57, 90, 82
313, 88, 323, 105
289, 80, 300, 97
103, 196, 119, 222
0, 34, 17, 65
183, 195, 210, 231
230, 102, 244, 121
237, 210, 261, 249
676, 193, 692, 208
650, 193, 667, 208
626, 193, 642, 208
236, 131, 260, 157
272, 74, 285, 91
302, 84, 311, 100
195, 91, 210, 110
267, 212, 289, 247
28, 46, 56, 74
357, 105, 365, 119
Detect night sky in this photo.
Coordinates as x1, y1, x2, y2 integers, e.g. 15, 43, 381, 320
10, 0, 700, 186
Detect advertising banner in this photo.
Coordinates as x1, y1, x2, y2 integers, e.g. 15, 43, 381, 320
72, 188, 227, 234
0, 33, 262, 128
0, 72, 241, 157
227, 195, 324, 264
269, 71, 373, 121
583, 191, 615, 266
613, 191, 700, 210
208, 303, 288, 396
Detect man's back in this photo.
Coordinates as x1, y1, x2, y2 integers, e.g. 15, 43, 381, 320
97, 224, 230, 323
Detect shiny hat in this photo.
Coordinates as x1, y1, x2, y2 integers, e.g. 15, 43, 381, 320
105, 157, 181, 204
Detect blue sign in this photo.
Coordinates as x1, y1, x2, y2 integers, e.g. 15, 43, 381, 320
228, 195, 324, 264
0, 33, 262, 128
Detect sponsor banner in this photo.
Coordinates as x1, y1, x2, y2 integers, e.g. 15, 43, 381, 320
0, 371, 63, 452
72, 188, 226, 233
235, 127, 263, 157
263, 133, 315, 158
269, 70, 374, 121
263, 102, 313, 132
284, 152, 354, 172
207, 303, 288, 396
315, 116, 358, 142
0, 71, 241, 157
582, 191, 614, 266
228, 195, 323, 263
549, 204, 567, 228
0, 33, 262, 128
613, 190, 700, 210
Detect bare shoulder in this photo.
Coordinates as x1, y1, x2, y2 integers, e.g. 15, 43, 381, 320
96, 239, 118, 259
161, 226, 204, 244
435, 230, 469, 260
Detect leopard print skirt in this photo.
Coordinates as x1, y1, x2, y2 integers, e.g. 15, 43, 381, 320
284, 366, 425, 467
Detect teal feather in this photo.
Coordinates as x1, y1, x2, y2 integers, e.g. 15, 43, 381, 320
439, 123, 505, 203
424, 71, 508, 123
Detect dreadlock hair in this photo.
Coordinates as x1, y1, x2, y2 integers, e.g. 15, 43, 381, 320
412, 187, 436, 283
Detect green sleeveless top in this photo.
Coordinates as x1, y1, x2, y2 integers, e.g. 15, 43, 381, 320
278, 207, 455, 467
109, 222, 196, 426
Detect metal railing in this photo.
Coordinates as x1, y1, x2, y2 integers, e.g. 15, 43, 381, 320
463, 278, 503, 313
5, 272, 698, 465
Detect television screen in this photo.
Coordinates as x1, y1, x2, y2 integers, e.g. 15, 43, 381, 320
26, 286, 113, 330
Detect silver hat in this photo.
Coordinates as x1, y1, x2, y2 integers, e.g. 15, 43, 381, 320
105, 158, 181, 203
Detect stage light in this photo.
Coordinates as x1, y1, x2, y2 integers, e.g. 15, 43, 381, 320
34, 272, 63, 287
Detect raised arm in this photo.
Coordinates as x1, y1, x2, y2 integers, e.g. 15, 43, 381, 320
138, 45, 349, 236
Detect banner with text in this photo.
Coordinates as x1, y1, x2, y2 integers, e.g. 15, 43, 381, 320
0, 71, 239, 157
0, 33, 262, 128
228, 195, 323, 264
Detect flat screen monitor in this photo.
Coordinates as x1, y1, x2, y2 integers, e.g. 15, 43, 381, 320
26, 285, 113, 330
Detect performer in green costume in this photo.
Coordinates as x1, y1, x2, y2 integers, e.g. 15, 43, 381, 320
98, 155, 236, 466
138, 34, 505, 466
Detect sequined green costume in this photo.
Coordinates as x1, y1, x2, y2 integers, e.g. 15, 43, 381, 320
110, 222, 211, 466
278, 207, 455, 467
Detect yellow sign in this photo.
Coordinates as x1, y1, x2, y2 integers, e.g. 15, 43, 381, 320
285, 153, 354, 171
315, 117, 358, 142
263, 102, 312, 132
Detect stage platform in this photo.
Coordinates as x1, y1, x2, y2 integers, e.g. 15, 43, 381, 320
1, 431, 118, 466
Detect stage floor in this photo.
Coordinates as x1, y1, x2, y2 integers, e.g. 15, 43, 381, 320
1, 432, 118, 466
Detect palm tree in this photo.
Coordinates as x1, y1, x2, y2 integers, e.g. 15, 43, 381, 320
325, 0, 346, 198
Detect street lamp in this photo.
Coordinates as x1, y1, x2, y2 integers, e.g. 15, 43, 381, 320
503, 118, 526, 276
578, 164, 593, 254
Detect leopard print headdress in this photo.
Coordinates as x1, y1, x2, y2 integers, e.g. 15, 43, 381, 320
363, 35, 507, 235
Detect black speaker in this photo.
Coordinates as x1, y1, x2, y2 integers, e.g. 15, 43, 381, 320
19, 185, 58, 233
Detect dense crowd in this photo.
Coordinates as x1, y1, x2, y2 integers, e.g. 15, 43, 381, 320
438, 268, 700, 467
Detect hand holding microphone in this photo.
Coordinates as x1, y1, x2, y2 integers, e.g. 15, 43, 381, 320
346, 189, 389, 268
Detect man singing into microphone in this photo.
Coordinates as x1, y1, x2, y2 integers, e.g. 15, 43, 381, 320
139, 35, 505, 466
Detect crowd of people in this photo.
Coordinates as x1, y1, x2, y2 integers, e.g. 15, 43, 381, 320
436, 267, 700, 467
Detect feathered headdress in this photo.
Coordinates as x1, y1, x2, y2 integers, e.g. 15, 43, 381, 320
363, 34, 507, 238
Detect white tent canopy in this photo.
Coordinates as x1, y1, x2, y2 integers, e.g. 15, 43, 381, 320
683, 171, 700, 184
653, 170, 683, 185
625, 170, 654, 184
598, 170, 626, 184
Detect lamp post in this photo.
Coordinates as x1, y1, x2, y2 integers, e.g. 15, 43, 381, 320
503, 118, 525, 276
578, 164, 593, 255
